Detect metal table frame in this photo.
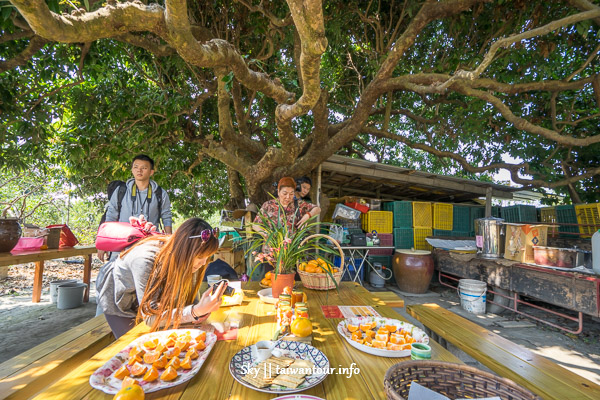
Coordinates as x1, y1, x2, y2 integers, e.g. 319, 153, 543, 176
339, 245, 395, 284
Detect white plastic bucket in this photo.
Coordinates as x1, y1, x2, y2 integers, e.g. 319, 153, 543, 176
50, 279, 78, 304
57, 282, 87, 310
458, 279, 487, 315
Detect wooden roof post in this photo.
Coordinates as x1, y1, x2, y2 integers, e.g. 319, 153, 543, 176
485, 186, 493, 217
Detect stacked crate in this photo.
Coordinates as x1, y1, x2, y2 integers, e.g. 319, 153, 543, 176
384, 201, 413, 250
361, 210, 393, 234
575, 203, 600, 238
469, 206, 485, 236
413, 202, 433, 251
432, 203, 453, 237
555, 205, 579, 238
539, 206, 558, 236
502, 205, 538, 224
452, 205, 472, 237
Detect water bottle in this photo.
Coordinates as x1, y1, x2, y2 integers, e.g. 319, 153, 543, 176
593, 229, 600, 275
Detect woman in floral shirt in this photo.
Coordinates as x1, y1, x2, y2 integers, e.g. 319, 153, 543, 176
253, 176, 321, 234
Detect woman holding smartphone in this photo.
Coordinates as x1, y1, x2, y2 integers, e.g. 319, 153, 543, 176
96, 218, 228, 338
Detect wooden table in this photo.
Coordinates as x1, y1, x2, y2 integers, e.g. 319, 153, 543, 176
0, 246, 97, 303
29, 282, 461, 399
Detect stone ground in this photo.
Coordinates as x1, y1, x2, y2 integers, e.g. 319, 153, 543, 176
1, 259, 599, 387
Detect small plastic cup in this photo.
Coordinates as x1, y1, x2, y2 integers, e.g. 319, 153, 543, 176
411, 343, 432, 360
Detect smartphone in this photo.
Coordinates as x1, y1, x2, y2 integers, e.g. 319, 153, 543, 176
211, 279, 235, 297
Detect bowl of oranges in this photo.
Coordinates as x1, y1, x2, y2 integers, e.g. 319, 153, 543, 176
337, 316, 429, 357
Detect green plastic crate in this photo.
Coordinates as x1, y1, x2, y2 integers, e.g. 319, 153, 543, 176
383, 201, 413, 228
470, 206, 485, 231
393, 227, 414, 249
452, 205, 471, 231
433, 229, 452, 236
555, 205, 579, 237
503, 205, 537, 223
451, 230, 472, 237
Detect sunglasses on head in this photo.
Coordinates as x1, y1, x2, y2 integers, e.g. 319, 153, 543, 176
189, 227, 219, 242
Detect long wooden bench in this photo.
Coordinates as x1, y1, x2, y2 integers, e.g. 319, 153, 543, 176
407, 303, 600, 400
0, 314, 114, 400
370, 291, 405, 308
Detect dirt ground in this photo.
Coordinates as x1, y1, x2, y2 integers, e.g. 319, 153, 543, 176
1, 258, 599, 387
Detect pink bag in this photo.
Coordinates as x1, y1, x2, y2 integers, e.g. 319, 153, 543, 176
96, 222, 159, 252
10, 237, 44, 254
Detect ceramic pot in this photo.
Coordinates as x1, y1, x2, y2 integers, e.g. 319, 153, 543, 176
0, 218, 22, 253
271, 273, 295, 298
392, 249, 434, 294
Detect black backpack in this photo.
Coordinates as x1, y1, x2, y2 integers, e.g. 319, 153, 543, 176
99, 180, 165, 228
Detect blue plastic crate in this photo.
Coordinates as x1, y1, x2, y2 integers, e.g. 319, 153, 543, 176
334, 256, 365, 281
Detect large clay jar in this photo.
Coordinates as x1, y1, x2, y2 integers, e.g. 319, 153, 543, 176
0, 218, 22, 253
393, 250, 434, 294
272, 273, 296, 298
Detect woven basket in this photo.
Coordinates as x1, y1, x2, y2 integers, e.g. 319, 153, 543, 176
384, 361, 541, 400
297, 234, 345, 290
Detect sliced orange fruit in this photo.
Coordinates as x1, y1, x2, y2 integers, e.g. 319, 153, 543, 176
113, 384, 145, 400
121, 376, 139, 388
165, 347, 181, 359
346, 324, 359, 333
195, 332, 206, 342
359, 323, 372, 332
353, 338, 364, 344
390, 334, 406, 345
364, 330, 376, 338
128, 355, 142, 366
376, 328, 388, 335
129, 346, 145, 358
166, 357, 181, 370
142, 366, 159, 382
180, 356, 193, 370
152, 354, 168, 370
401, 343, 412, 351
114, 364, 130, 380
160, 366, 178, 381
370, 321, 377, 329
143, 350, 161, 364
375, 333, 389, 343
175, 338, 191, 351
351, 331, 362, 340
143, 338, 159, 350
363, 335, 373, 344
165, 337, 176, 348
387, 343, 402, 351
372, 340, 387, 349
185, 348, 199, 360
130, 361, 147, 377
407, 337, 415, 344
168, 332, 178, 339
385, 325, 398, 333
155, 343, 167, 354
195, 340, 206, 351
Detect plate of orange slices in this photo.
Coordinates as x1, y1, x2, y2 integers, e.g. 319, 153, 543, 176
337, 316, 428, 357
90, 328, 216, 394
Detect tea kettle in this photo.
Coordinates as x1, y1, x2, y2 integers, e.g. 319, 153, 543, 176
371, 230, 381, 246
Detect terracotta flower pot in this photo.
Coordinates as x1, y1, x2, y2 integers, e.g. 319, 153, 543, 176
0, 218, 22, 253
272, 273, 296, 298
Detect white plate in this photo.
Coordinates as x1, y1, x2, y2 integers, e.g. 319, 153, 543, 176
258, 288, 278, 304
89, 328, 216, 394
337, 316, 429, 358
229, 340, 329, 394
272, 395, 326, 400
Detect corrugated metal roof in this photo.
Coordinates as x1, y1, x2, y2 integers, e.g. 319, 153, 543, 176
321, 155, 527, 203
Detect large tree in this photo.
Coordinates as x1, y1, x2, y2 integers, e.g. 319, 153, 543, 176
1, 0, 600, 213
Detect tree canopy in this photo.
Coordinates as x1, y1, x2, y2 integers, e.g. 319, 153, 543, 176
1, 0, 600, 215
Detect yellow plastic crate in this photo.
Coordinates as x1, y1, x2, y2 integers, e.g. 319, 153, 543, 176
539, 206, 557, 236
575, 204, 600, 237
433, 203, 453, 230
414, 228, 433, 251
413, 201, 432, 228
361, 211, 393, 234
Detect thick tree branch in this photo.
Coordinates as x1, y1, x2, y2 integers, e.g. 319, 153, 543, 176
0, 35, 47, 74
115, 33, 177, 57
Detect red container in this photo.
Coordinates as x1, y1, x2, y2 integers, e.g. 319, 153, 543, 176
533, 246, 576, 268
367, 233, 394, 255
345, 202, 369, 214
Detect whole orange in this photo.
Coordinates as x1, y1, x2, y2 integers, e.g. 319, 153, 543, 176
291, 317, 313, 337
113, 384, 145, 400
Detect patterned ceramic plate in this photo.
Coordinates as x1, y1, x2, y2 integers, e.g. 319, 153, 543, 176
257, 288, 278, 304
229, 340, 329, 394
337, 316, 429, 358
90, 328, 216, 394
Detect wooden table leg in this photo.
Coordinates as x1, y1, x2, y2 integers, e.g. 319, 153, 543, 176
32, 261, 44, 303
83, 254, 91, 303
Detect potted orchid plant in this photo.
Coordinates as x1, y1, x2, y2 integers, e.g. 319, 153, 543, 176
248, 199, 339, 297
